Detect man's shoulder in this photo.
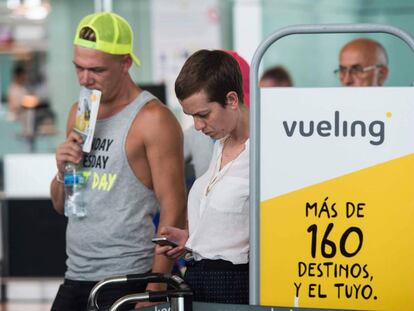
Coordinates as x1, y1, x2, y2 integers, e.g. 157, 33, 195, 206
135, 98, 178, 129
127, 97, 182, 151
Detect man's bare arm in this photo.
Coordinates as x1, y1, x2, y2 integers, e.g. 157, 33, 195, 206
140, 102, 187, 289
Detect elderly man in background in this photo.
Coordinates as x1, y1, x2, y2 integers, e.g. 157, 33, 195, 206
336, 38, 388, 86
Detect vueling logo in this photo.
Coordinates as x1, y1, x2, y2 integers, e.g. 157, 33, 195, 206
282, 111, 391, 146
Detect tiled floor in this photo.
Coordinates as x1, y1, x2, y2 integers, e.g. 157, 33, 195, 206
0, 278, 60, 311
0, 302, 52, 311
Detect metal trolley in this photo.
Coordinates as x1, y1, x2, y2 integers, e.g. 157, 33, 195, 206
86, 272, 193, 311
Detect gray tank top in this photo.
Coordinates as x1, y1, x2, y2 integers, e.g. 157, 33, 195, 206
65, 91, 159, 281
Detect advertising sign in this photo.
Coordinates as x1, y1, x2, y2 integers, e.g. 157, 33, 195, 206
260, 87, 414, 310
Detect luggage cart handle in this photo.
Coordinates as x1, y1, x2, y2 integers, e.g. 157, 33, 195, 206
87, 275, 127, 310
86, 273, 191, 310
110, 290, 193, 311
109, 293, 149, 311
126, 272, 191, 290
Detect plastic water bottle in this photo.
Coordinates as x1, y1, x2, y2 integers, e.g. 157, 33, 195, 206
64, 162, 87, 218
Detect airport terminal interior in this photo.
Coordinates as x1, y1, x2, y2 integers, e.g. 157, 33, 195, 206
0, 0, 414, 310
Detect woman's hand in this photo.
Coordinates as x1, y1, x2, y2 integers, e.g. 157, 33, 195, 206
155, 226, 189, 260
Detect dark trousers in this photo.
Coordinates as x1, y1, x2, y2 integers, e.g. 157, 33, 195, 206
51, 278, 147, 311
184, 259, 249, 304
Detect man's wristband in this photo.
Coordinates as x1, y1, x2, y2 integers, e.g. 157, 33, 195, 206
55, 173, 64, 184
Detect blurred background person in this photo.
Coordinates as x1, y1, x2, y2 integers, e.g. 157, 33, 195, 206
336, 38, 389, 87
31, 69, 57, 136
7, 63, 29, 121
259, 65, 293, 87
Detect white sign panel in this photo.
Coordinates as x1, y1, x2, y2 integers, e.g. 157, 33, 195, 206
261, 87, 414, 200
4, 154, 56, 198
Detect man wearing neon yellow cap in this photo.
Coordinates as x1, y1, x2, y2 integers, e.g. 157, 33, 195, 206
50, 12, 186, 310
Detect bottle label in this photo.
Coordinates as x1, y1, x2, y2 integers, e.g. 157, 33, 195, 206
64, 173, 86, 186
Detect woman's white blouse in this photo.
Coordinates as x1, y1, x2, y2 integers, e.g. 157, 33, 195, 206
186, 137, 249, 264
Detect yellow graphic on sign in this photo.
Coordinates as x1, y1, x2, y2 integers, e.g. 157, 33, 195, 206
260, 153, 414, 310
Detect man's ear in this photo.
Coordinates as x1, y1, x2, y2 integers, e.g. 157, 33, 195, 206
225, 91, 239, 109
121, 55, 133, 73
378, 65, 389, 86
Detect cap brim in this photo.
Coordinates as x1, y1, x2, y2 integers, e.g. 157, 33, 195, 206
130, 53, 141, 66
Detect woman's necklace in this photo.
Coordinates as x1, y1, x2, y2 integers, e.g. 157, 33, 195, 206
205, 135, 246, 196
205, 162, 234, 196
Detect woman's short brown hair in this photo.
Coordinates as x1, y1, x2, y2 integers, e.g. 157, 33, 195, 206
175, 50, 243, 107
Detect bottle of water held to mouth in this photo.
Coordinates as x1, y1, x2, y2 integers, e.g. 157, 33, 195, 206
63, 87, 101, 218
64, 162, 87, 218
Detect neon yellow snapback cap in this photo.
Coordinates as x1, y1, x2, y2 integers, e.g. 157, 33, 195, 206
73, 12, 141, 66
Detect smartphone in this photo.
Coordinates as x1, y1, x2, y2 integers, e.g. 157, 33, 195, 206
152, 236, 193, 254
152, 236, 179, 248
